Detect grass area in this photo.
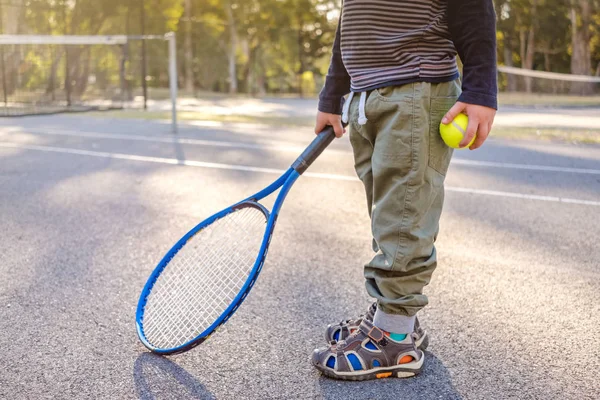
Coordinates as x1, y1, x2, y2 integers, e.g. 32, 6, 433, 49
87, 109, 314, 127
498, 92, 600, 107
146, 88, 320, 100
143, 89, 600, 108
147, 90, 600, 107
85, 109, 600, 145
491, 126, 600, 144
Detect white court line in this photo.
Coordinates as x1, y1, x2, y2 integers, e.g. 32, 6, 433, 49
1, 141, 599, 207
452, 159, 600, 175
445, 187, 600, 207
0, 142, 285, 175
2, 127, 599, 175
0, 127, 345, 154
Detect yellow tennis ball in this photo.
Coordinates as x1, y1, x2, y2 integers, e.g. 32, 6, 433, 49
439, 113, 475, 149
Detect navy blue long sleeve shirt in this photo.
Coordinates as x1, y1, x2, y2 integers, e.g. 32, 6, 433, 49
318, 0, 498, 114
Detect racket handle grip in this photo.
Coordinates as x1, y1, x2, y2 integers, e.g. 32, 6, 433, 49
291, 126, 337, 174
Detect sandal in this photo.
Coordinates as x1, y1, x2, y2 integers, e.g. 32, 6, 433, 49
313, 318, 424, 381
325, 302, 429, 350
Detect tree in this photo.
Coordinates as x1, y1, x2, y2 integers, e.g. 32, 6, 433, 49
10, 0, 599, 99
518, 0, 537, 92
570, 0, 594, 94
184, 0, 194, 93
224, 0, 238, 93
496, 0, 518, 91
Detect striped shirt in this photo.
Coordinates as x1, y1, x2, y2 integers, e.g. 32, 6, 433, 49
318, 0, 498, 114
341, 0, 458, 91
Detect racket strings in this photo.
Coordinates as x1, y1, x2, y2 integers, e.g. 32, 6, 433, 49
145, 216, 261, 341
143, 211, 264, 346
141, 206, 267, 349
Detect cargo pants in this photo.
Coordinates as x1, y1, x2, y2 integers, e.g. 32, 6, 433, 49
346, 80, 460, 331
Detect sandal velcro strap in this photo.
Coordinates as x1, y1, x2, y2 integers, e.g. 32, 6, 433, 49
325, 302, 379, 343
360, 324, 388, 346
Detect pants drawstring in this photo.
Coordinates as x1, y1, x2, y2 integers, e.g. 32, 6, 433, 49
358, 91, 368, 125
341, 92, 354, 124
341, 91, 368, 126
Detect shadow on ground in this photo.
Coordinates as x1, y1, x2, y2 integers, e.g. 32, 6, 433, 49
317, 351, 462, 400
134, 353, 216, 400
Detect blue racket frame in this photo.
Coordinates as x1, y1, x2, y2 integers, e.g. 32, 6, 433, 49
136, 127, 336, 355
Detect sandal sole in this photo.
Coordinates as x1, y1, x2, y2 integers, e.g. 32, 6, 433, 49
314, 351, 425, 381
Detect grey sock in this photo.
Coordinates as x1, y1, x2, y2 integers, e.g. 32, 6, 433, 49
373, 307, 416, 333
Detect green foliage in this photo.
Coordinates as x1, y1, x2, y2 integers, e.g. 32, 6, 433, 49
495, 0, 599, 75
2, 0, 599, 97
6, 0, 339, 94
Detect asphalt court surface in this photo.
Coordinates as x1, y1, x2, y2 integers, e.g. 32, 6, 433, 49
1, 114, 599, 399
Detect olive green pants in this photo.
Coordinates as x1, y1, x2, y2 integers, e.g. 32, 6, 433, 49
347, 80, 460, 318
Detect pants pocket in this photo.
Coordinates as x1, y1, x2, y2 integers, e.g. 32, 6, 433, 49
428, 97, 457, 177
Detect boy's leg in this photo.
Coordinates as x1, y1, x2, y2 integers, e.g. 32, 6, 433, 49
348, 98, 375, 239
361, 80, 460, 333
311, 80, 460, 380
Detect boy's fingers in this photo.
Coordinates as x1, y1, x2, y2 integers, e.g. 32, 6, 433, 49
442, 102, 465, 124
332, 118, 345, 137
314, 118, 326, 135
460, 118, 479, 148
469, 124, 489, 150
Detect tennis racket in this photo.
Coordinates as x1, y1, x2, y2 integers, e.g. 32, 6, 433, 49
136, 126, 337, 354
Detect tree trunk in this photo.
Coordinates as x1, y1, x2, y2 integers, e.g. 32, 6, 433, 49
519, 27, 526, 69
297, 28, 304, 97
569, 0, 593, 95
240, 38, 250, 93
525, 26, 535, 93
46, 49, 62, 98
518, 29, 526, 92
119, 44, 129, 102
225, 0, 238, 94
70, 47, 91, 99
244, 43, 258, 95
503, 34, 517, 92
1, 0, 24, 96
184, 0, 194, 94
2, 0, 23, 34
523, 0, 537, 93
252, 45, 266, 96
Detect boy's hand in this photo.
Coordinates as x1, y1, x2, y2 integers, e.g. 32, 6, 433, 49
442, 102, 496, 150
315, 111, 346, 138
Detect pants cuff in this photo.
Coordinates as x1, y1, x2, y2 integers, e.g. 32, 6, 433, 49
373, 308, 416, 333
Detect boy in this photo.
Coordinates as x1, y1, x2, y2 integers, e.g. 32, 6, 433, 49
312, 0, 497, 380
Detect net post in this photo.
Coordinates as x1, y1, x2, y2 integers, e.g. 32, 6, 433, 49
140, 0, 148, 110
166, 32, 178, 134
49, 47, 56, 101
119, 43, 127, 106
65, 46, 71, 107
0, 46, 6, 108
0, 3, 6, 109
62, 4, 71, 108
